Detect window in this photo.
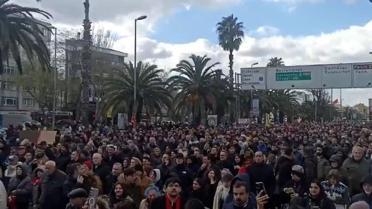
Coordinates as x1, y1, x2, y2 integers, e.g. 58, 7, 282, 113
0, 81, 16, 90
3, 66, 15, 75
23, 98, 33, 107
1, 97, 17, 106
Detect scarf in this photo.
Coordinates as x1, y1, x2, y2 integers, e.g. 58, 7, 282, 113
165, 194, 181, 209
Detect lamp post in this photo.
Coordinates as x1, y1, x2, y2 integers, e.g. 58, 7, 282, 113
50, 26, 57, 130
250, 62, 258, 118
133, 15, 147, 120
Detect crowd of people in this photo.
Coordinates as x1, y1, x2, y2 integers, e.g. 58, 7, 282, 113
0, 121, 372, 209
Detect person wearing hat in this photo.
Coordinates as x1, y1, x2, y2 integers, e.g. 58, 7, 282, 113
151, 177, 185, 209
170, 153, 192, 194
66, 188, 88, 209
320, 169, 350, 209
139, 185, 161, 209
351, 175, 372, 208
280, 165, 307, 206
7, 164, 32, 209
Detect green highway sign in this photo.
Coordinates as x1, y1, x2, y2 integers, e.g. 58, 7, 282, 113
276, 72, 311, 81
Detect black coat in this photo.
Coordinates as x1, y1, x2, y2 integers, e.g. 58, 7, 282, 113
249, 163, 276, 195
93, 163, 110, 189
39, 170, 67, 209
351, 192, 372, 208
275, 156, 294, 189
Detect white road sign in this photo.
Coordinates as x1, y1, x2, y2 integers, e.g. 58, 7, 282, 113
241, 68, 266, 90
352, 63, 372, 88
321, 64, 352, 88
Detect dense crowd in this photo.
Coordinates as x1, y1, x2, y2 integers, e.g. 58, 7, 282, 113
0, 121, 372, 209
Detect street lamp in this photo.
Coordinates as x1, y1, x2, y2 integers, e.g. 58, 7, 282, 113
133, 15, 147, 120
250, 62, 258, 118
50, 26, 57, 130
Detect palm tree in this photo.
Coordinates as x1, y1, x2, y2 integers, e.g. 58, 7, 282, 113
168, 55, 220, 125
0, 0, 52, 73
267, 57, 284, 67
216, 14, 244, 85
101, 61, 171, 122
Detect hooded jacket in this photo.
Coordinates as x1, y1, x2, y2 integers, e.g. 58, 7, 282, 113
7, 164, 32, 209
351, 175, 372, 208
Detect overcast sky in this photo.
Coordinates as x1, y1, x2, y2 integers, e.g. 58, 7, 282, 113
11, 0, 372, 106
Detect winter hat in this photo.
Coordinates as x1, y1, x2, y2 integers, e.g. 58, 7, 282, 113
68, 188, 88, 199
291, 165, 304, 177
144, 185, 160, 197
360, 175, 372, 187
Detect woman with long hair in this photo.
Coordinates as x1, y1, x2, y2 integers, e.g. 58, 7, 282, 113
204, 167, 221, 209
110, 182, 133, 208
290, 179, 336, 209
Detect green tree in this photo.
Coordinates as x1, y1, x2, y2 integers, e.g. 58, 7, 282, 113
216, 14, 244, 122
101, 61, 171, 122
168, 55, 220, 125
267, 57, 285, 67
216, 14, 244, 85
15, 63, 55, 110
0, 0, 52, 73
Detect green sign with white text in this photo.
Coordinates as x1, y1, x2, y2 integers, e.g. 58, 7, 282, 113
276, 72, 311, 81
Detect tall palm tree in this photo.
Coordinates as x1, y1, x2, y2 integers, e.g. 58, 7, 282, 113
101, 61, 171, 122
216, 14, 244, 85
168, 55, 220, 125
0, 0, 52, 73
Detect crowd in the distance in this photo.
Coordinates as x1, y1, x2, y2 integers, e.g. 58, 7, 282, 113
0, 121, 372, 209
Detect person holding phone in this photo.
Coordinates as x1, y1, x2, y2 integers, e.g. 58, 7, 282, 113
222, 180, 269, 209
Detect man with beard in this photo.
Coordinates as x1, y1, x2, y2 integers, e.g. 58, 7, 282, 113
223, 181, 269, 209
151, 177, 185, 209
316, 145, 330, 181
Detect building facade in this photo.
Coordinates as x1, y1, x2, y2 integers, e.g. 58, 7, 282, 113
0, 22, 52, 113
64, 38, 128, 117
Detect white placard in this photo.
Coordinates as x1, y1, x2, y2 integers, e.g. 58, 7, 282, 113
241, 68, 266, 90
